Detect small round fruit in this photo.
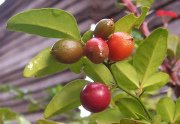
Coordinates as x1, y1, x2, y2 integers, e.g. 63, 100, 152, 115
80, 82, 111, 113
108, 32, 134, 61
84, 38, 109, 64
51, 40, 83, 64
94, 19, 115, 39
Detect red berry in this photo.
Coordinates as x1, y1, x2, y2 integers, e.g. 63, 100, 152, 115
84, 38, 109, 64
108, 32, 134, 61
80, 82, 111, 113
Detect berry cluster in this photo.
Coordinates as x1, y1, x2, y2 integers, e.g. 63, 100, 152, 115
85, 19, 134, 64
51, 19, 134, 113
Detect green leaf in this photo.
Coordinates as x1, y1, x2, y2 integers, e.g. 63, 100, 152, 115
82, 30, 93, 43
157, 97, 175, 122
7, 8, 81, 40
131, 29, 144, 41
90, 108, 123, 124
174, 98, 180, 122
116, 98, 147, 120
136, 0, 154, 7
44, 79, 88, 118
115, 7, 149, 33
38, 119, 61, 124
120, 118, 150, 124
111, 61, 139, 90
0, 108, 17, 120
69, 57, 83, 74
143, 72, 169, 91
135, 7, 149, 28
18, 116, 31, 124
133, 28, 168, 84
83, 58, 114, 85
152, 115, 162, 124
23, 47, 68, 77
176, 40, 180, 59
167, 34, 180, 59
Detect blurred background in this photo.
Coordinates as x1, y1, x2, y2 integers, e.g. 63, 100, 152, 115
0, 0, 179, 123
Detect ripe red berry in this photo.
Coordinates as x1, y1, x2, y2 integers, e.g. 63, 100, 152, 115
84, 38, 109, 64
108, 32, 134, 61
80, 82, 111, 113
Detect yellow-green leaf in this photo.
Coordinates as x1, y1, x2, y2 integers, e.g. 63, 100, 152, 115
7, 8, 81, 40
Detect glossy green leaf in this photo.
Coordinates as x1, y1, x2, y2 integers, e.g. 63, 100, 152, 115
7, 8, 81, 40
69, 57, 84, 74
90, 108, 123, 124
44, 79, 88, 118
120, 118, 150, 124
136, 0, 154, 7
174, 98, 180, 122
143, 72, 169, 91
111, 61, 139, 90
116, 98, 147, 120
133, 28, 168, 84
83, 58, 114, 85
23, 47, 68, 77
157, 97, 175, 122
0, 108, 17, 120
82, 30, 93, 43
18, 116, 31, 124
115, 7, 149, 33
38, 119, 62, 124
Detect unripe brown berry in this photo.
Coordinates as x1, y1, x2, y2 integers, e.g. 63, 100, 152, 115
94, 19, 115, 40
51, 40, 83, 64
84, 38, 109, 64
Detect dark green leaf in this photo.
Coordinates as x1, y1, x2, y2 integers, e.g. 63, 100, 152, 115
111, 61, 139, 90
23, 47, 68, 77
44, 79, 88, 118
115, 7, 149, 33
133, 28, 168, 84
143, 72, 169, 91
116, 98, 147, 120
7, 8, 81, 40
83, 58, 114, 85
90, 108, 123, 124
82, 30, 93, 43
157, 97, 175, 122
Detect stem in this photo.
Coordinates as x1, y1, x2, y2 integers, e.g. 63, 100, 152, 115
107, 64, 152, 121
121, 0, 150, 36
